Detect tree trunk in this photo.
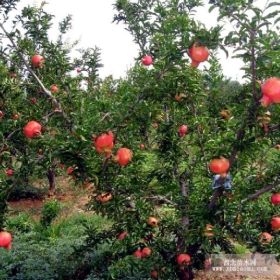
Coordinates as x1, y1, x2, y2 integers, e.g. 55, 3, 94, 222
47, 168, 56, 197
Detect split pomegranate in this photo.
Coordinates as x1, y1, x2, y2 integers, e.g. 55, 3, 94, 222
147, 216, 158, 227
96, 192, 113, 203
23, 121, 42, 138
209, 157, 230, 174
259, 232, 273, 244
116, 148, 133, 166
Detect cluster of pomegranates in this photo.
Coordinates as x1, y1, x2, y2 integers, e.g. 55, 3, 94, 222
258, 193, 280, 244
260, 77, 280, 107
94, 131, 133, 166
141, 43, 210, 69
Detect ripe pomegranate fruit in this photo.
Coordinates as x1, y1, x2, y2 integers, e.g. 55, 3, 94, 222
66, 166, 74, 175
94, 131, 114, 156
133, 249, 143, 258
271, 216, 280, 231
139, 144, 145, 150
96, 192, 113, 203
116, 148, 133, 166
50, 84, 59, 94
150, 270, 158, 279
0, 231, 12, 249
141, 247, 152, 258
260, 95, 272, 107
23, 121, 42, 138
178, 125, 188, 137
31, 54, 45, 68
177, 253, 191, 266
5, 169, 14, 177
0, 111, 4, 118
189, 44, 209, 63
117, 231, 128, 240
209, 157, 230, 174
259, 232, 273, 244
271, 193, 280, 205
261, 77, 280, 103
147, 216, 158, 227
30, 97, 37, 104
191, 60, 200, 68
12, 114, 19, 120
141, 55, 153, 66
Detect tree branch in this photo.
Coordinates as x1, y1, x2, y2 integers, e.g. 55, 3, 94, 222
0, 21, 71, 125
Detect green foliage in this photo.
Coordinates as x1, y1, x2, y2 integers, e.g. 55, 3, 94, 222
0, 0, 279, 279
40, 199, 61, 228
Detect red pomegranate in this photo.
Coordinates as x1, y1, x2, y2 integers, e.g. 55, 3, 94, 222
94, 131, 114, 156
23, 121, 42, 138
271, 216, 280, 231
0, 111, 4, 118
31, 54, 45, 68
261, 77, 280, 103
189, 45, 209, 63
259, 232, 273, 244
142, 55, 153, 66
50, 84, 59, 94
133, 249, 143, 258
141, 247, 152, 258
260, 95, 272, 107
116, 148, 133, 166
0, 231, 12, 249
271, 193, 280, 205
178, 125, 188, 137
5, 169, 14, 177
177, 253, 191, 266
117, 231, 128, 240
209, 157, 230, 174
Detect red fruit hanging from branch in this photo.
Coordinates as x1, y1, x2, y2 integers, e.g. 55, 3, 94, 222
178, 125, 188, 137
23, 121, 42, 138
141, 55, 153, 66
177, 253, 191, 266
261, 77, 280, 104
31, 54, 45, 68
5, 169, 14, 177
271, 193, 280, 205
259, 232, 273, 244
94, 131, 114, 157
50, 84, 59, 94
209, 157, 230, 175
189, 44, 209, 68
0, 231, 12, 250
115, 148, 133, 166
271, 216, 280, 231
